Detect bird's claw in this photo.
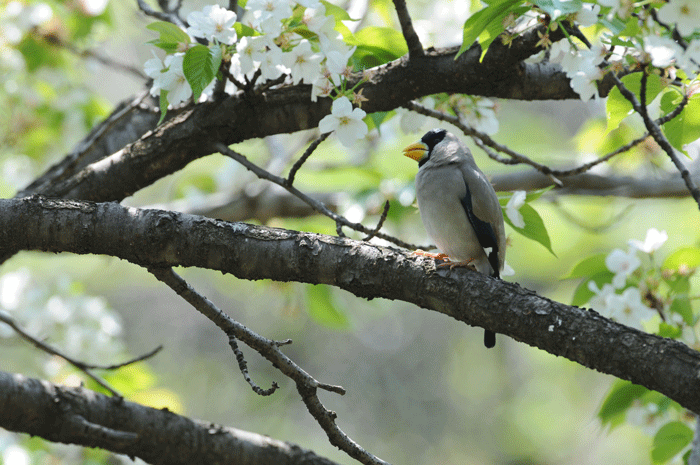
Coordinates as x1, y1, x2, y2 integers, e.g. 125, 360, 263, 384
437, 257, 476, 270
414, 250, 449, 261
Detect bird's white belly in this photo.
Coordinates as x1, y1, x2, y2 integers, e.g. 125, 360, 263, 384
416, 170, 490, 273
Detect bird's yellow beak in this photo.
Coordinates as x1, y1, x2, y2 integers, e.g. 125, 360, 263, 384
402, 141, 428, 162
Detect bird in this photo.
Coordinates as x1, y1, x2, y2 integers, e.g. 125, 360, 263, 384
403, 128, 506, 348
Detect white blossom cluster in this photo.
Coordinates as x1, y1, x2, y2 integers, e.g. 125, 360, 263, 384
144, 1, 368, 147
587, 228, 668, 329
536, 1, 700, 101
0, 268, 126, 374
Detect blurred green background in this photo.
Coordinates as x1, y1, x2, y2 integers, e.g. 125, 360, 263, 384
2, 1, 699, 464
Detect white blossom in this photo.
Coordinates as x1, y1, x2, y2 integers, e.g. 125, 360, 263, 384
643, 35, 679, 68
464, 97, 499, 134
573, 3, 600, 27
258, 42, 289, 81
186, 5, 237, 45
658, 0, 700, 37
311, 75, 335, 102
505, 190, 526, 228
588, 281, 617, 317
629, 228, 668, 254
318, 96, 368, 147
246, 0, 293, 28
156, 54, 192, 106
607, 287, 656, 330
303, 4, 336, 36
297, 0, 322, 7
678, 39, 700, 71
237, 36, 267, 77
569, 63, 603, 101
282, 39, 322, 84
501, 262, 515, 277
144, 52, 166, 96
325, 46, 356, 79
605, 248, 641, 288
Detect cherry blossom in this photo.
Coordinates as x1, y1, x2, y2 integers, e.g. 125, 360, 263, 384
505, 191, 526, 228
629, 228, 668, 254
186, 4, 237, 45
318, 97, 368, 147
605, 248, 641, 288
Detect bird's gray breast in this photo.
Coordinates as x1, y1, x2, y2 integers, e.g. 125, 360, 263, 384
415, 162, 490, 271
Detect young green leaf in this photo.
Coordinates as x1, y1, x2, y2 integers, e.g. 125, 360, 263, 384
503, 203, 556, 256
661, 95, 700, 155
183, 44, 222, 102
669, 296, 694, 326
147, 21, 191, 53
158, 89, 169, 125
651, 421, 693, 463
598, 380, 648, 426
663, 246, 700, 271
562, 254, 608, 280
606, 73, 662, 134
456, 0, 524, 60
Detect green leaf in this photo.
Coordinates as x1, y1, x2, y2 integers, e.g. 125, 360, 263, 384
662, 96, 700, 155
503, 203, 556, 256
456, 0, 524, 60
598, 380, 648, 426
524, 185, 554, 202
158, 89, 169, 125
606, 72, 662, 134
663, 247, 700, 271
658, 322, 682, 339
306, 285, 349, 329
321, 0, 357, 21
352, 26, 408, 67
147, 21, 191, 53
571, 272, 615, 307
670, 296, 694, 326
234, 22, 259, 38
183, 44, 222, 102
367, 111, 390, 134
562, 254, 608, 279
651, 421, 693, 463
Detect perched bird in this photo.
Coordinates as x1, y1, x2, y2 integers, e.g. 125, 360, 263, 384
403, 128, 506, 348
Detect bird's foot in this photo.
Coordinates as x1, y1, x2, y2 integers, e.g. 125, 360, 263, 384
414, 250, 449, 261
437, 257, 476, 270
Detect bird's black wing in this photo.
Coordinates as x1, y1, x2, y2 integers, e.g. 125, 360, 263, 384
461, 183, 500, 279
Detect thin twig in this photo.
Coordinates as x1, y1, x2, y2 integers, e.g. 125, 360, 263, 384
0, 310, 145, 397
286, 133, 330, 186
610, 71, 700, 209
136, 0, 186, 28
228, 334, 279, 396
215, 143, 422, 250
392, 0, 424, 58
146, 267, 387, 464
406, 101, 688, 179
363, 200, 391, 241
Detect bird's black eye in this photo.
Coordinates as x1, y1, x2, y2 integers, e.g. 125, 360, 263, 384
421, 128, 447, 152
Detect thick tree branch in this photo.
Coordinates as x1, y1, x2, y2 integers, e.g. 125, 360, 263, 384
2, 196, 700, 416
20, 42, 587, 203
491, 170, 700, 198
0, 371, 341, 465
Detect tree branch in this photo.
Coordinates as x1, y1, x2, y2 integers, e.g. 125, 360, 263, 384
391, 0, 424, 58
0, 370, 341, 465
2, 196, 700, 416
19, 44, 588, 203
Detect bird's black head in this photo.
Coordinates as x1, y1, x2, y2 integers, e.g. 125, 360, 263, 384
421, 128, 448, 153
